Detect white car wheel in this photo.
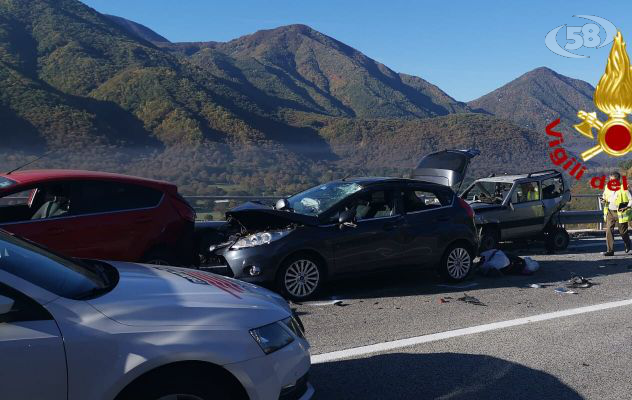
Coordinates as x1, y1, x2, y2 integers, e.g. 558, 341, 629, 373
441, 245, 473, 281
280, 257, 322, 301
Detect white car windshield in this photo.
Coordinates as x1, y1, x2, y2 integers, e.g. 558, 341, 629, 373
0, 232, 111, 299
287, 182, 362, 216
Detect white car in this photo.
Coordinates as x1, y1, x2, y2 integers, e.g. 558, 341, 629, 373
0, 230, 313, 400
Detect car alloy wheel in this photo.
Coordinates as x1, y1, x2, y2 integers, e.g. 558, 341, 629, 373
445, 247, 472, 280
284, 259, 320, 299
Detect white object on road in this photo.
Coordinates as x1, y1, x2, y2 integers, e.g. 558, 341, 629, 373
523, 257, 540, 274
479, 249, 510, 272
0, 232, 313, 400
554, 287, 577, 294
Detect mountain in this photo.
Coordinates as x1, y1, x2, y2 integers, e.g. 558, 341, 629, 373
467, 67, 599, 154
104, 14, 170, 43
0, 0, 559, 196
161, 24, 470, 119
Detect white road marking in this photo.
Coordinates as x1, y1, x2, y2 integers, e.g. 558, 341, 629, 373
311, 298, 632, 364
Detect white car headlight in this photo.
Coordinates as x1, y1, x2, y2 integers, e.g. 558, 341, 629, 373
250, 321, 295, 354
231, 229, 292, 250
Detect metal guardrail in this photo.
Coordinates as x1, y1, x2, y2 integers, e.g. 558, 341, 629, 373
0, 194, 605, 226
183, 194, 606, 226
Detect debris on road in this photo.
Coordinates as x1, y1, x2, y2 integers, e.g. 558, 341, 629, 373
522, 257, 540, 274
477, 250, 539, 276
458, 293, 486, 306
554, 287, 577, 294
567, 276, 594, 289
295, 299, 344, 306
478, 249, 510, 275
439, 296, 453, 304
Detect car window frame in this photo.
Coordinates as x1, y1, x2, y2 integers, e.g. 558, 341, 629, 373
0, 282, 54, 323
328, 185, 401, 223
513, 180, 542, 204
0, 179, 165, 226
402, 183, 454, 215
541, 175, 565, 200
71, 179, 165, 217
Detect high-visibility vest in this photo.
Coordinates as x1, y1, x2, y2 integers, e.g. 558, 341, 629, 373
603, 188, 632, 223
527, 188, 539, 201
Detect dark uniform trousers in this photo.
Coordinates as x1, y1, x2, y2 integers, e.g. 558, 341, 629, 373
606, 209, 631, 252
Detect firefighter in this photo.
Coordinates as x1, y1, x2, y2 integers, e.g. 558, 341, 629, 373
525, 182, 539, 201
601, 171, 632, 256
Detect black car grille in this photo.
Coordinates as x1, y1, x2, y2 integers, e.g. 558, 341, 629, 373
279, 373, 309, 400
198, 255, 234, 277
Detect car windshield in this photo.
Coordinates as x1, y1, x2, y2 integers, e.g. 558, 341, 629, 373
463, 181, 513, 204
287, 182, 362, 216
0, 231, 112, 299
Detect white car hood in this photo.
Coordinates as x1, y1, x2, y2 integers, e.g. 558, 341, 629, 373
87, 262, 291, 329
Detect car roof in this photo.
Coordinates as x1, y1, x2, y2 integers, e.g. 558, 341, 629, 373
473, 171, 560, 184
332, 177, 453, 189
0, 169, 174, 190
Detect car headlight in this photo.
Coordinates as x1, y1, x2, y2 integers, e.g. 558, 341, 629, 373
250, 321, 295, 354
231, 229, 292, 250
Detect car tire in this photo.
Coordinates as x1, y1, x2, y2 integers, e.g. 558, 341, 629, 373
479, 228, 499, 252
141, 249, 177, 266
549, 227, 570, 251
439, 243, 474, 282
277, 254, 324, 302
118, 372, 232, 400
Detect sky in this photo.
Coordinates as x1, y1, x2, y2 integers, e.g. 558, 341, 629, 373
81, 0, 632, 102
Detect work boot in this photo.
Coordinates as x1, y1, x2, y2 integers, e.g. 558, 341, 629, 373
602, 251, 615, 256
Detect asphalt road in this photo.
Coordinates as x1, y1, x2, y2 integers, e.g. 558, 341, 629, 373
295, 235, 632, 399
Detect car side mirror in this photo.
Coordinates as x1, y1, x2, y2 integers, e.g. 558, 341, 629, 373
338, 209, 357, 228
275, 198, 290, 211
0, 295, 14, 316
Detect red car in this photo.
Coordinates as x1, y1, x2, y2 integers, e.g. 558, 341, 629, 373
0, 170, 196, 265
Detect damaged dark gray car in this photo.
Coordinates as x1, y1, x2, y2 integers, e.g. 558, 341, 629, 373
196, 177, 478, 301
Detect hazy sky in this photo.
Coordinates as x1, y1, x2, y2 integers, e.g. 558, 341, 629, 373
81, 0, 632, 102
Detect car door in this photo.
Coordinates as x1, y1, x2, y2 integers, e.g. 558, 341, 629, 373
0, 282, 67, 400
68, 180, 165, 261
329, 187, 404, 274
502, 181, 545, 239
0, 181, 79, 255
399, 184, 455, 266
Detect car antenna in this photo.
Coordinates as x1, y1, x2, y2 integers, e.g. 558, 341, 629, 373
6, 151, 52, 175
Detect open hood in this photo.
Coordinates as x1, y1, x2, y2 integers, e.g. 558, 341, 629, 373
411, 149, 480, 190
226, 201, 319, 231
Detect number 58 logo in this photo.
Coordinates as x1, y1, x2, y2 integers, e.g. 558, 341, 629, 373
545, 15, 617, 58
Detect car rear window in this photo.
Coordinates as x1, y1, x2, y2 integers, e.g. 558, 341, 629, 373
73, 181, 163, 215
402, 188, 453, 212
416, 152, 467, 174
0, 177, 17, 189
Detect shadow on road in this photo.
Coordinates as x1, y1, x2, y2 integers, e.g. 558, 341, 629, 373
311, 352, 583, 400
311, 239, 632, 301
